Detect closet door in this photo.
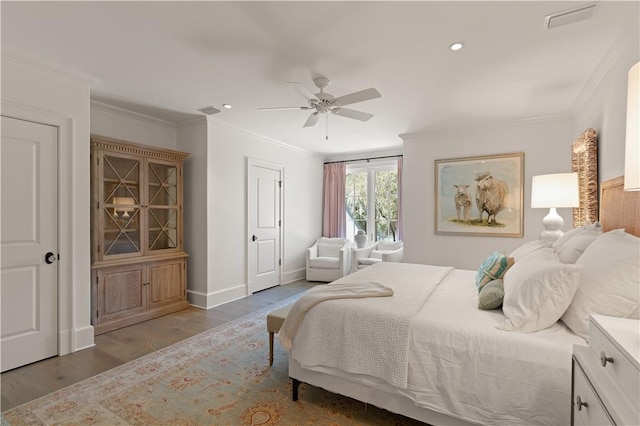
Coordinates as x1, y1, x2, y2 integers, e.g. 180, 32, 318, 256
1, 116, 58, 372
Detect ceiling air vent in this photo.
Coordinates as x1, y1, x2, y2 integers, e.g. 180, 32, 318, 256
544, 4, 596, 30
197, 106, 221, 115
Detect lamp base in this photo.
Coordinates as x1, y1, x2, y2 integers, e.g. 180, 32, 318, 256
539, 207, 564, 243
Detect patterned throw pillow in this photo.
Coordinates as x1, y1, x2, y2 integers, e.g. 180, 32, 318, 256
475, 251, 514, 293
478, 279, 505, 310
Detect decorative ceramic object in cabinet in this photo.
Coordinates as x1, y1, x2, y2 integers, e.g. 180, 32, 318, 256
90, 135, 189, 335
571, 314, 639, 425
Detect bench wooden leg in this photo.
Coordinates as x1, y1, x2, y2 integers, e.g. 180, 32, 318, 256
292, 378, 301, 401
269, 331, 274, 366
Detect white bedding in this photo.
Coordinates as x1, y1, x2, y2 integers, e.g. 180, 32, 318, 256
291, 263, 453, 387
405, 268, 587, 425
289, 263, 587, 426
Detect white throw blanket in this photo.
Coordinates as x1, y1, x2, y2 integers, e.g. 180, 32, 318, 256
290, 263, 454, 388
278, 282, 394, 351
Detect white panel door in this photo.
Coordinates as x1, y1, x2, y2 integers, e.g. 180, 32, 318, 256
1, 116, 58, 372
248, 159, 282, 293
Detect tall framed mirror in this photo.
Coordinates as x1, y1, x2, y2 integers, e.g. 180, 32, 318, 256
571, 128, 598, 227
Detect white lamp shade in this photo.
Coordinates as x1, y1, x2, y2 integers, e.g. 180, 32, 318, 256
113, 197, 135, 212
625, 61, 640, 191
531, 173, 579, 208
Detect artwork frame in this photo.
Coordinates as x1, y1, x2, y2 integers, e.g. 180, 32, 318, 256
435, 152, 524, 237
571, 128, 598, 227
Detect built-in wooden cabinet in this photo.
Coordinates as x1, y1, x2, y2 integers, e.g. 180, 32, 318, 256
91, 135, 189, 335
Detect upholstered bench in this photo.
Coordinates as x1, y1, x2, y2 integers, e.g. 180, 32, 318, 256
266, 304, 293, 365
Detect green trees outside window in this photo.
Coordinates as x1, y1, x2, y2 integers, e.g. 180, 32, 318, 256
345, 162, 398, 242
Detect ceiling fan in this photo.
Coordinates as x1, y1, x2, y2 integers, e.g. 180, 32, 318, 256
259, 76, 381, 139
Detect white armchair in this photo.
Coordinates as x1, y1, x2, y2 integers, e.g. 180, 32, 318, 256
306, 237, 351, 282
351, 240, 403, 273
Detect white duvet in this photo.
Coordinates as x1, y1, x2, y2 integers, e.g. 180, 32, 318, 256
291, 263, 453, 388
289, 263, 587, 426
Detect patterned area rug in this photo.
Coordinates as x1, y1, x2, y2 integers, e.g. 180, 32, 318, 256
2, 295, 425, 425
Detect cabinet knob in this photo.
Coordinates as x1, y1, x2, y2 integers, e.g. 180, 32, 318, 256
576, 395, 588, 411
600, 351, 614, 367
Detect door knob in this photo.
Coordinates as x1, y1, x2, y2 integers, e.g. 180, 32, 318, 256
45, 252, 57, 264
252, 235, 257, 242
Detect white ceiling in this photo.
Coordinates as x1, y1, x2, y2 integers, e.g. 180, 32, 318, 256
1, 1, 636, 156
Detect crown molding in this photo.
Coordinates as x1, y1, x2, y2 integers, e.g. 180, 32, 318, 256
90, 100, 177, 130
570, 14, 639, 114
207, 119, 322, 158
1, 50, 101, 86
176, 115, 208, 130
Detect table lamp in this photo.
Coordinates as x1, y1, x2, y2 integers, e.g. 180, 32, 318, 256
531, 172, 579, 243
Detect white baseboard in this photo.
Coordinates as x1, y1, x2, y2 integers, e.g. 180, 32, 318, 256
187, 284, 247, 309
73, 325, 96, 351
187, 270, 306, 310
58, 325, 95, 355
284, 267, 305, 284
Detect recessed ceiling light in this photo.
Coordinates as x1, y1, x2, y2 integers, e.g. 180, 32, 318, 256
222, 104, 232, 109
449, 42, 464, 51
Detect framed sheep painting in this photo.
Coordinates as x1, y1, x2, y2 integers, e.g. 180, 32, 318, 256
435, 152, 524, 237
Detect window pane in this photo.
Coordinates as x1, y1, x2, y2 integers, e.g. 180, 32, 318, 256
345, 172, 367, 240
374, 170, 398, 241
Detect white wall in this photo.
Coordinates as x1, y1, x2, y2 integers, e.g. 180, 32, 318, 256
400, 15, 639, 271
1, 55, 94, 352
573, 16, 639, 181
402, 116, 574, 270
184, 121, 323, 307
90, 101, 178, 150
176, 118, 210, 307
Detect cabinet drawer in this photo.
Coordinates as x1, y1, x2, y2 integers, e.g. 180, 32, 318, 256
590, 320, 640, 409
573, 360, 614, 426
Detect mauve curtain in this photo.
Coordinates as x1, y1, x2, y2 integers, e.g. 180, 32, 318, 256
397, 157, 403, 241
322, 162, 346, 238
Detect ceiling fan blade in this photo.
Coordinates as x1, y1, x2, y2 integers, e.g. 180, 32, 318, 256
334, 88, 381, 106
332, 108, 373, 122
288, 82, 319, 102
303, 112, 320, 127
258, 106, 313, 111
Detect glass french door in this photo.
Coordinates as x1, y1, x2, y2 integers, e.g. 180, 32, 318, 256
102, 154, 142, 257
147, 160, 179, 253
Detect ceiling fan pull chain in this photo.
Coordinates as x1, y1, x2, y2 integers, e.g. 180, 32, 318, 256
326, 113, 329, 140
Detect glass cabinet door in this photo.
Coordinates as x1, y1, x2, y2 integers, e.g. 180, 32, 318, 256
147, 161, 179, 252
102, 154, 142, 257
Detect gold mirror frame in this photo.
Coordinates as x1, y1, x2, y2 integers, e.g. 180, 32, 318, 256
571, 128, 598, 227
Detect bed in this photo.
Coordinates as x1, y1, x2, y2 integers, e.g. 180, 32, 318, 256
286, 176, 640, 426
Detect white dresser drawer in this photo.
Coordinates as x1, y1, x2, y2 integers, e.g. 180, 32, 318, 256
573, 357, 615, 426
590, 315, 640, 410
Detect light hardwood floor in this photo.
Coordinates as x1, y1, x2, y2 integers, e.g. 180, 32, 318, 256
1, 280, 316, 411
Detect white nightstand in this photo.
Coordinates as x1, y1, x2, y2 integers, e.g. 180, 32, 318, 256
572, 315, 640, 425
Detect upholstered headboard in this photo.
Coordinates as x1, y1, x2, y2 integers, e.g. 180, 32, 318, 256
599, 176, 640, 237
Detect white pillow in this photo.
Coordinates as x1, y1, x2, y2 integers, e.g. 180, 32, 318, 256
317, 243, 341, 258
498, 248, 582, 333
509, 240, 551, 262
552, 226, 585, 250
561, 229, 640, 340
370, 250, 386, 260
378, 241, 402, 251
555, 223, 603, 264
